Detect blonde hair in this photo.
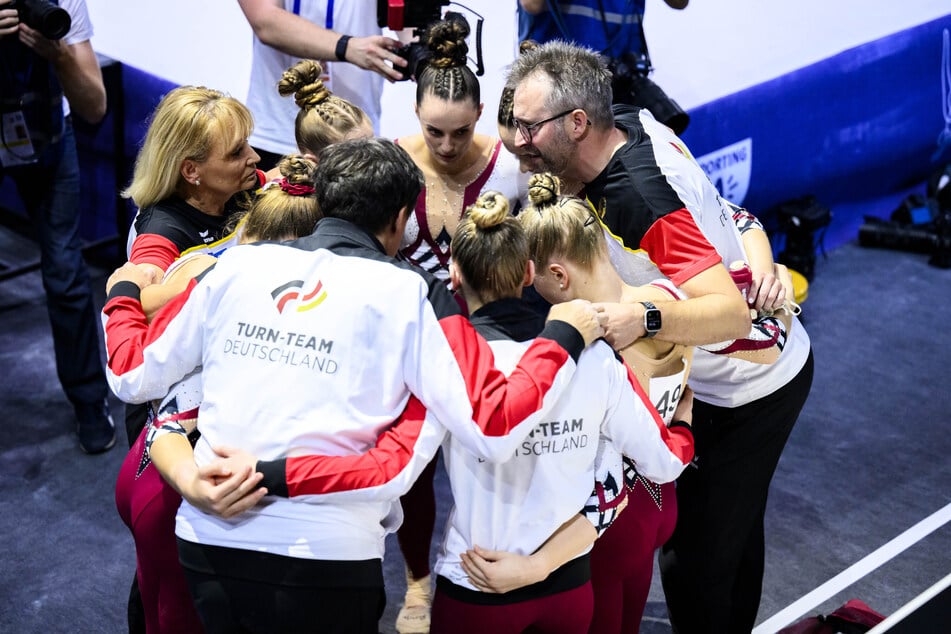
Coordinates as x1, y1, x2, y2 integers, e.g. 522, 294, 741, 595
278, 60, 372, 155
451, 191, 527, 301
122, 86, 254, 208
519, 173, 606, 271
242, 155, 320, 242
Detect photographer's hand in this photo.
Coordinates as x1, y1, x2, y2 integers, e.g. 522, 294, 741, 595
341, 34, 408, 82
17, 22, 66, 61
0, 6, 19, 38
17, 23, 106, 124
238, 0, 407, 82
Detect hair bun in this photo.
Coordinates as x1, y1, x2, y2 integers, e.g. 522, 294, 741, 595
278, 154, 318, 186
518, 39, 539, 55
467, 191, 509, 229
527, 173, 561, 208
426, 14, 470, 69
278, 60, 331, 109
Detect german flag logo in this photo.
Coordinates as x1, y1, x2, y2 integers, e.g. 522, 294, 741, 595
271, 279, 328, 314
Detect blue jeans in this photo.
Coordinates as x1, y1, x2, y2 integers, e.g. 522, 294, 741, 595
2, 119, 108, 409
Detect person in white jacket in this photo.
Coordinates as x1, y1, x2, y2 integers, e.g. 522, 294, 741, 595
222, 190, 696, 633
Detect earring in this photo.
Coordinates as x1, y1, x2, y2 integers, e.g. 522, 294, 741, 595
559, 283, 564, 289
194, 178, 201, 186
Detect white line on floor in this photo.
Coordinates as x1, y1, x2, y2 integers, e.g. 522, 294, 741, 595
867, 572, 951, 632
752, 501, 951, 634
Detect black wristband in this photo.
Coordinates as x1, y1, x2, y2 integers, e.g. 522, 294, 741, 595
335, 34, 351, 62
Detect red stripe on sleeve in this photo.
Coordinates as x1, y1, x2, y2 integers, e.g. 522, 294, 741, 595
129, 234, 181, 271
104, 279, 198, 377
285, 396, 428, 496
439, 314, 571, 437
640, 209, 723, 287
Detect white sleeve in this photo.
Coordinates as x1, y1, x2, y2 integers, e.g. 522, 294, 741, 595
600, 354, 694, 484
60, 0, 94, 45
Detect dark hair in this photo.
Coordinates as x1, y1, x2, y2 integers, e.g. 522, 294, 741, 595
314, 138, 423, 235
416, 14, 480, 106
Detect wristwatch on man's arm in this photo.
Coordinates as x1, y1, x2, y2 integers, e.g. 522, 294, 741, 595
640, 301, 662, 338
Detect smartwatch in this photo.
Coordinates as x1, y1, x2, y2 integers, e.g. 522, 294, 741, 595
640, 301, 662, 338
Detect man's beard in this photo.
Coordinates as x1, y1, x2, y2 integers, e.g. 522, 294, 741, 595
534, 128, 575, 177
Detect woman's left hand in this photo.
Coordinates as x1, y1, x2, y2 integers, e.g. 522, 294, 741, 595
460, 545, 546, 594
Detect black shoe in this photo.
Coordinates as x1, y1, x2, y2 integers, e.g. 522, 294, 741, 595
75, 399, 117, 454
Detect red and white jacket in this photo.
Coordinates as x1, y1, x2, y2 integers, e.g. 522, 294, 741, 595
103, 218, 586, 562
248, 298, 694, 593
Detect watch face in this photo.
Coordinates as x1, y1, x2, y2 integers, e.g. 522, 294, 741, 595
644, 308, 662, 332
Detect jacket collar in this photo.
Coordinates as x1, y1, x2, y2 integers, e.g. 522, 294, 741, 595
468, 297, 547, 342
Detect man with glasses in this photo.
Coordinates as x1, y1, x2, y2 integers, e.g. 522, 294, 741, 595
506, 40, 815, 634
507, 39, 750, 347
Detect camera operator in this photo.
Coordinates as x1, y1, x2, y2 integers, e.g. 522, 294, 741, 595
238, 0, 410, 170
518, 0, 690, 134
0, 0, 115, 454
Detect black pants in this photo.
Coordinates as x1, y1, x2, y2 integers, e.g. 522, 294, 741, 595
179, 540, 386, 634
660, 350, 814, 634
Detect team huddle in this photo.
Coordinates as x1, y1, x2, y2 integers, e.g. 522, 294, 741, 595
102, 5, 813, 634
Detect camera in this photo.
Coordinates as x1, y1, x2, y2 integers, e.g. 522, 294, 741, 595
391, 12, 474, 83
391, 40, 432, 82
609, 52, 689, 136
377, 0, 450, 82
5, 0, 72, 40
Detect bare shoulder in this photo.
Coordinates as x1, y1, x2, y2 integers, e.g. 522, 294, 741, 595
165, 254, 217, 286
474, 134, 498, 154
397, 134, 427, 160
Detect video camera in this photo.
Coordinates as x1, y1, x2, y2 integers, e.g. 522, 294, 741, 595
376, 1, 483, 82
4, 0, 71, 40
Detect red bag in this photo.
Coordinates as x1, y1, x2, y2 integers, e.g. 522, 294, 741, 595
777, 599, 886, 634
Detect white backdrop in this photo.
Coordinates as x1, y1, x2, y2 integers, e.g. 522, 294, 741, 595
85, 1, 950, 140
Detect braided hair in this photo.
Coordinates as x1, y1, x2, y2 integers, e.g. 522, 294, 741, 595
498, 39, 539, 128
241, 154, 320, 242
416, 15, 480, 106
519, 172, 606, 271
278, 60, 372, 155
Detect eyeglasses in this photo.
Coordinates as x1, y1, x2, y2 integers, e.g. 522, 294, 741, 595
512, 108, 577, 145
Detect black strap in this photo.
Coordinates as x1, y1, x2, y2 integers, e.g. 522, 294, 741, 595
335, 34, 351, 62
